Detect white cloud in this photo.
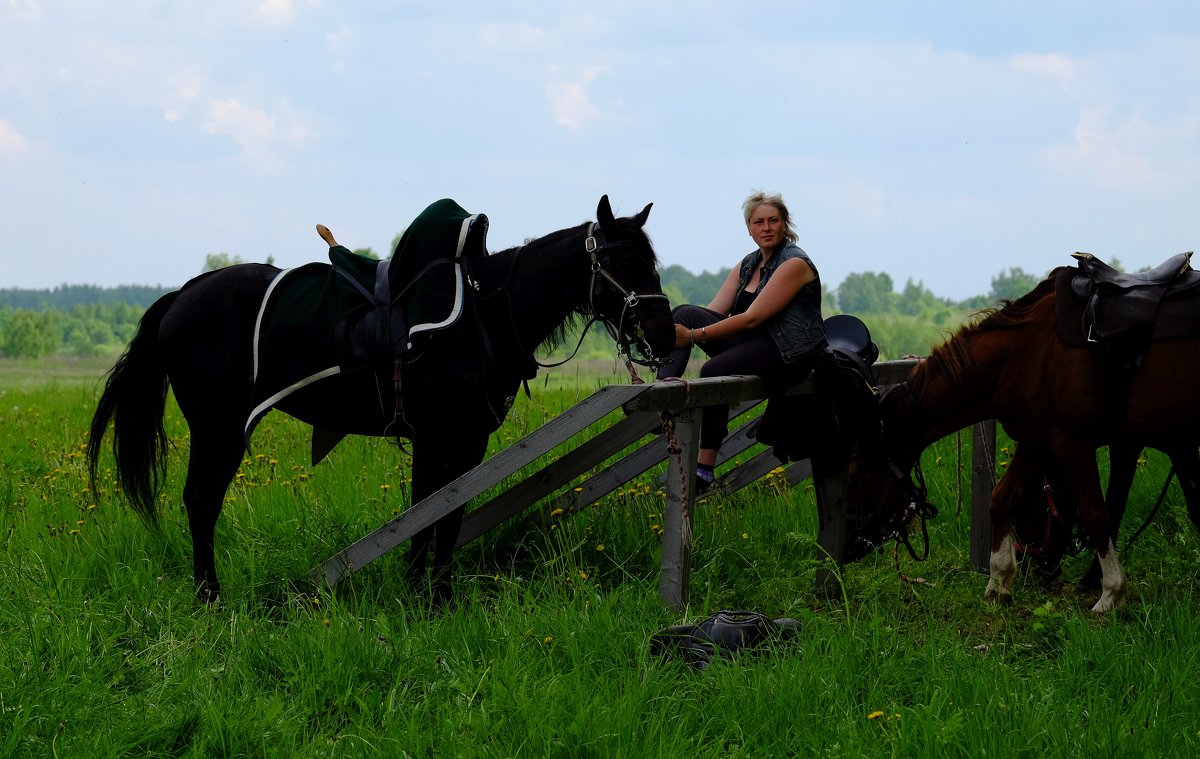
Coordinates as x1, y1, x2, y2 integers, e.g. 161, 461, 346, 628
162, 67, 207, 123
2, 0, 40, 21
1046, 108, 1172, 190
547, 66, 604, 132
203, 97, 278, 159
480, 22, 546, 53
250, 0, 295, 26
201, 97, 316, 168
0, 118, 28, 154
1009, 52, 1078, 91
246, 0, 321, 27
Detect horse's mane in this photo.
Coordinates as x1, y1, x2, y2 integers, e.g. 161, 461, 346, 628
917, 267, 1064, 385
503, 218, 657, 354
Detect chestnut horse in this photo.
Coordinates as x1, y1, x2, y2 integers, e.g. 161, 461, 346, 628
879, 270, 1200, 612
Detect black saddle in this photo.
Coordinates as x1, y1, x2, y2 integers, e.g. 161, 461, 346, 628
753, 314, 881, 464
1062, 250, 1200, 347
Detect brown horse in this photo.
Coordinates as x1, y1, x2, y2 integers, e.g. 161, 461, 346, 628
879, 269, 1200, 612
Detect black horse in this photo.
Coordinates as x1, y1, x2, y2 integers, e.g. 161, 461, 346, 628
88, 196, 675, 603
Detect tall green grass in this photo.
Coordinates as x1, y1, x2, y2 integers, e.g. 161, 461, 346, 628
2, 357, 1199, 757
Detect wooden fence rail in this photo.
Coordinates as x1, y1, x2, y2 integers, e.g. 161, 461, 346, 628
311, 359, 997, 610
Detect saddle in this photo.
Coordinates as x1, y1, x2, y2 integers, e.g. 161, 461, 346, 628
752, 313, 881, 465
1055, 250, 1200, 349
332, 199, 490, 368
246, 199, 490, 446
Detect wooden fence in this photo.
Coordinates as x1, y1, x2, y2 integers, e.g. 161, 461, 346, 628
310, 359, 997, 610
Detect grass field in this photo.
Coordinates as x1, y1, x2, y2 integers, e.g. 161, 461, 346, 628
2, 356, 1199, 757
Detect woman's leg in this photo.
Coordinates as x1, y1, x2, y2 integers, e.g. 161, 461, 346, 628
694, 334, 810, 473
656, 305, 727, 380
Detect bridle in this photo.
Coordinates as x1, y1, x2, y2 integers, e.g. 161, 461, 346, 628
865, 379, 941, 562
584, 221, 671, 368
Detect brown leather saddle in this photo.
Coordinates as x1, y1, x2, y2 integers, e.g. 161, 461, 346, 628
1054, 250, 1200, 349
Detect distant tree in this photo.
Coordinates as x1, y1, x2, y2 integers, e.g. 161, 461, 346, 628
1, 309, 58, 358
896, 278, 951, 317
353, 248, 380, 260
989, 267, 1042, 301
836, 271, 896, 314
658, 264, 730, 307
202, 252, 245, 272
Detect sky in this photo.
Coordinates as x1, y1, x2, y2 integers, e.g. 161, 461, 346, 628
2, 1, 1199, 301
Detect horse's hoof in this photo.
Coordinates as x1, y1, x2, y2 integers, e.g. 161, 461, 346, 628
1076, 566, 1102, 592
316, 224, 338, 247
195, 581, 221, 605
984, 587, 1013, 606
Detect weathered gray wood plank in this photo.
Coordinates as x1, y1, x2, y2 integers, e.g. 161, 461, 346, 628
311, 382, 650, 586
970, 420, 996, 573
455, 411, 662, 548
812, 454, 849, 593
660, 407, 701, 611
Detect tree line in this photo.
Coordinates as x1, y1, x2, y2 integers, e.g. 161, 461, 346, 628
0, 264, 1044, 360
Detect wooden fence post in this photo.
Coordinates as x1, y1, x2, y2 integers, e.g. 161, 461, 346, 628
970, 420, 996, 573
811, 453, 848, 593
660, 407, 701, 611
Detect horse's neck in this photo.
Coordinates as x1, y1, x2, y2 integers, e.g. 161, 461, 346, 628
489, 234, 589, 347
913, 355, 997, 447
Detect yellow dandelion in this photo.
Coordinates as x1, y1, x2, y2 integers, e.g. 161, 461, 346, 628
578, 570, 588, 580
595, 544, 605, 552
75, 519, 85, 526
69, 529, 79, 536
550, 508, 564, 517
867, 711, 884, 720
379, 483, 391, 491
573, 487, 583, 493
543, 635, 554, 645
742, 532, 749, 540
323, 618, 330, 627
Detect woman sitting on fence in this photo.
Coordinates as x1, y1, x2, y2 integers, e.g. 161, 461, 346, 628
656, 190, 828, 492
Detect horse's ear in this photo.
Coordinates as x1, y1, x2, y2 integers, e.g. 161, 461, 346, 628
633, 202, 652, 228
597, 195, 615, 228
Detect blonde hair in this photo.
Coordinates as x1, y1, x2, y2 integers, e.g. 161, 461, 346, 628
741, 191, 798, 243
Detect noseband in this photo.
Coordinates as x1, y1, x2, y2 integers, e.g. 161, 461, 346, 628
585, 222, 671, 367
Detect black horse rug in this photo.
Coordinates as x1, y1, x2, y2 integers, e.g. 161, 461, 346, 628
246, 199, 489, 439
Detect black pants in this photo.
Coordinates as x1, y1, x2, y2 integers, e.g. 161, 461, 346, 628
657, 304, 821, 450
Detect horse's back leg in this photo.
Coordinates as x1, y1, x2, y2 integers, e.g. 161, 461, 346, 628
1078, 442, 1140, 591
179, 422, 246, 600
1055, 442, 1125, 612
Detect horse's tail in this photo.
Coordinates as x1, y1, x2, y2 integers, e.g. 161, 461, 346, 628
88, 291, 178, 528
